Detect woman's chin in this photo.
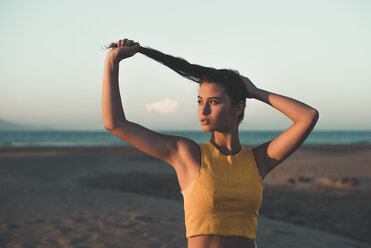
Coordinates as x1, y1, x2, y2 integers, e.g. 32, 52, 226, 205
200, 125, 213, 132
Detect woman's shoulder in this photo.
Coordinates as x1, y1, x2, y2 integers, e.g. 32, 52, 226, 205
175, 137, 201, 166
177, 137, 200, 155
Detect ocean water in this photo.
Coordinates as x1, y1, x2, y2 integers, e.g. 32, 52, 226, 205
0, 130, 370, 147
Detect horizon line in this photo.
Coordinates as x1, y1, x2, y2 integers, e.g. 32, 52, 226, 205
1, 128, 371, 132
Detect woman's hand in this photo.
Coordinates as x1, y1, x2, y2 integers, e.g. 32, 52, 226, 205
106, 38, 141, 63
241, 75, 258, 99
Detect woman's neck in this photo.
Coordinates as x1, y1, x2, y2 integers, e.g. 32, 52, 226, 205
210, 128, 241, 155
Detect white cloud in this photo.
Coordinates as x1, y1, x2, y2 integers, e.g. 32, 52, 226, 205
145, 98, 179, 114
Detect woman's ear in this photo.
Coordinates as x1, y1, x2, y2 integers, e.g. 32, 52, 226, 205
234, 101, 245, 116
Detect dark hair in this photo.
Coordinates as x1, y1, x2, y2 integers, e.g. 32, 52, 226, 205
200, 69, 247, 124
106, 43, 247, 124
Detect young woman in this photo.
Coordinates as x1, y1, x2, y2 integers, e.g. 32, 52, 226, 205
102, 38, 319, 248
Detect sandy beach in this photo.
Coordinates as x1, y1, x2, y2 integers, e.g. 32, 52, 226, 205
0, 145, 370, 248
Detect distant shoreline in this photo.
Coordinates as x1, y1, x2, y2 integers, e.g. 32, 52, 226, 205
1, 130, 371, 147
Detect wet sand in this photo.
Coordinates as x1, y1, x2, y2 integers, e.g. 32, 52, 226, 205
0, 145, 370, 248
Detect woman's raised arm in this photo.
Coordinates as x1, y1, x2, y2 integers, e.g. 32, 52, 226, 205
102, 42, 134, 130
241, 76, 319, 179
102, 39, 199, 168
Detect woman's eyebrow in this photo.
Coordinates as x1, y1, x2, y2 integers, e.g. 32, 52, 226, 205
198, 96, 222, 100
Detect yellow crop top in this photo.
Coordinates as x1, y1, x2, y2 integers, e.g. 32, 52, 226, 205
180, 141, 263, 239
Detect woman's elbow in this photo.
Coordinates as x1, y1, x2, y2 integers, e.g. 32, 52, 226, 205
312, 108, 319, 120
104, 125, 114, 131
308, 108, 319, 126
103, 120, 126, 131
103, 122, 116, 131
300, 108, 319, 127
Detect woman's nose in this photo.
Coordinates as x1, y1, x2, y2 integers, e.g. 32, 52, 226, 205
202, 103, 211, 115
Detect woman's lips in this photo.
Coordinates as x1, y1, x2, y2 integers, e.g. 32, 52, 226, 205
201, 118, 210, 125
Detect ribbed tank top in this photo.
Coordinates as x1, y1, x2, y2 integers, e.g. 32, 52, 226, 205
180, 141, 263, 239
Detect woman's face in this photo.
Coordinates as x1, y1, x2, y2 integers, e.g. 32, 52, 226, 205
198, 82, 240, 132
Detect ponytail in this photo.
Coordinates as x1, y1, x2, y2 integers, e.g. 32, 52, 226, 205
138, 46, 215, 84
105, 42, 247, 124
105, 42, 216, 84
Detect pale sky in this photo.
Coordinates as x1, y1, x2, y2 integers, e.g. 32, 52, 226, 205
0, 0, 370, 131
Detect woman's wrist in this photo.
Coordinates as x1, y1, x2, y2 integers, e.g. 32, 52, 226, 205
105, 51, 121, 66
251, 87, 270, 103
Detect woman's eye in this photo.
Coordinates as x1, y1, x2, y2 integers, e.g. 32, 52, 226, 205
198, 100, 218, 105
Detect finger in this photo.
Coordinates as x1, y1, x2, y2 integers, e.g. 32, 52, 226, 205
117, 40, 123, 47
119, 39, 125, 47
116, 39, 137, 48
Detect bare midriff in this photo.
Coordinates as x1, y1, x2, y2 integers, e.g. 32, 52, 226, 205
187, 234, 255, 248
